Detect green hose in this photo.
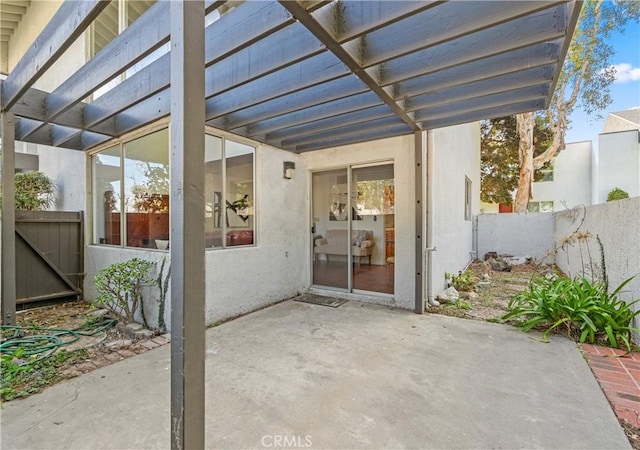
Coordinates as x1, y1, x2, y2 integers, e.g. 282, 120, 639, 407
0, 318, 117, 359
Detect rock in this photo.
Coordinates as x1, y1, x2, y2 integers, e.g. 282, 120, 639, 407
482, 273, 491, 281
125, 323, 143, 333
459, 291, 479, 300
436, 286, 459, 304
489, 257, 512, 272
105, 339, 132, 350
87, 309, 109, 321
484, 251, 497, 261
477, 281, 491, 289
134, 329, 155, 340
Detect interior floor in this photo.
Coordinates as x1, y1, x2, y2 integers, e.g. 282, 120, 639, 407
312, 260, 394, 294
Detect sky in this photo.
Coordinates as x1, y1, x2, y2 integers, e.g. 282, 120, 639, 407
564, 20, 640, 145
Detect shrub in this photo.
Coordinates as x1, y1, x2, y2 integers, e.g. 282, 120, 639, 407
0, 171, 56, 211
446, 270, 478, 292
93, 258, 155, 323
503, 275, 640, 351
607, 187, 629, 202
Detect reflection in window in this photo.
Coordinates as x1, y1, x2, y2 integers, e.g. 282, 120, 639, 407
353, 164, 394, 216
92, 128, 169, 249
124, 129, 169, 248
93, 145, 121, 245
204, 135, 255, 248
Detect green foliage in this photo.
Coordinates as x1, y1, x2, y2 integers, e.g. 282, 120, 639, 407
1, 348, 88, 401
503, 275, 640, 351
480, 116, 553, 204
607, 188, 629, 202
93, 258, 155, 323
0, 171, 56, 211
446, 270, 479, 292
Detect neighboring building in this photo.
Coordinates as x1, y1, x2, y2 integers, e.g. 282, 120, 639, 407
595, 108, 640, 204
484, 107, 640, 213
1, 0, 577, 327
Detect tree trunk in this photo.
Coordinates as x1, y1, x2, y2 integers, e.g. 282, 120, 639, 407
514, 112, 535, 212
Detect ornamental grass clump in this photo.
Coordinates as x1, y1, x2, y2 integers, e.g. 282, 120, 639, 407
502, 275, 640, 351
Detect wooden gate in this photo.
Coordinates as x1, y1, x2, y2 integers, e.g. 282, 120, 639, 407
15, 211, 84, 304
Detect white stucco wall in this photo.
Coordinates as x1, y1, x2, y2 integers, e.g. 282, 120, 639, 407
301, 134, 415, 309
429, 123, 481, 292
7, 0, 86, 92
532, 141, 593, 211
85, 143, 307, 328
597, 130, 640, 203
477, 213, 556, 262
555, 198, 640, 324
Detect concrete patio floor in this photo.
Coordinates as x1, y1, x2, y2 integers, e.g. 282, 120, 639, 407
1, 300, 629, 449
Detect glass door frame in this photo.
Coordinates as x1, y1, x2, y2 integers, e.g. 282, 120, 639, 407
310, 161, 394, 295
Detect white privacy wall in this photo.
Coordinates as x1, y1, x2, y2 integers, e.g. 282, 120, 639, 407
477, 213, 556, 262
301, 134, 416, 309
555, 198, 640, 305
428, 123, 481, 293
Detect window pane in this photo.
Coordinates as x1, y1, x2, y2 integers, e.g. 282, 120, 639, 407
93, 146, 121, 245
225, 140, 254, 246
123, 129, 169, 248
205, 135, 223, 248
528, 202, 540, 213
540, 201, 554, 212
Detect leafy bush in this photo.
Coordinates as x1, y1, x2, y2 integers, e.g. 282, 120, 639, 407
607, 187, 629, 202
446, 270, 478, 292
503, 275, 640, 350
93, 258, 154, 323
0, 171, 56, 211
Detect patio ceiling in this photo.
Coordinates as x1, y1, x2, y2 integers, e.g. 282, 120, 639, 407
1, 0, 580, 153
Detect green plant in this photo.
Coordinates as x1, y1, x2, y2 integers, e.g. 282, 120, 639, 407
1, 348, 88, 401
93, 258, 155, 323
607, 187, 629, 202
502, 275, 640, 351
445, 270, 478, 292
0, 171, 56, 211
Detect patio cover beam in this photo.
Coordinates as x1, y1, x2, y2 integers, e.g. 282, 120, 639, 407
0, 0, 109, 111
279, 0, 420, 133
169, 1, 206, 449
1, 111, 16, 325
45, 1, 170, 120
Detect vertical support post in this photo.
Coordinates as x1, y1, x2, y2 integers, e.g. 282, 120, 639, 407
414, 131, 425, 314
1, 112, 16, 325
169, 1, 206, 449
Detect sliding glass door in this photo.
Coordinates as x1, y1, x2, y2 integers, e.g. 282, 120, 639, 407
311, 164, 394, 294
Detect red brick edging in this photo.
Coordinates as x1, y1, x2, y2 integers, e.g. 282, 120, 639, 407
582, 343, 640, 428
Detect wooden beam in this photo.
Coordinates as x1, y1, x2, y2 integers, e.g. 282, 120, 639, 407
380, 4, 567, 86
206, 52, 350, 119
170, 1, 206, 448
395, 41, 561, 97
215, 76, 367, 131
1, 1, 109, 111
416, 85, 550, 122
421, 99, 548, 130
351, 1, 565, 68
281, 116, 404, 148
1, 112, 16, 325
265, 104, 393, 144
247, 91, 381, 137
405, 66, 555, 112
280, 0, 420, 132
46, 1, 170, 120
293, 123, 411, 153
